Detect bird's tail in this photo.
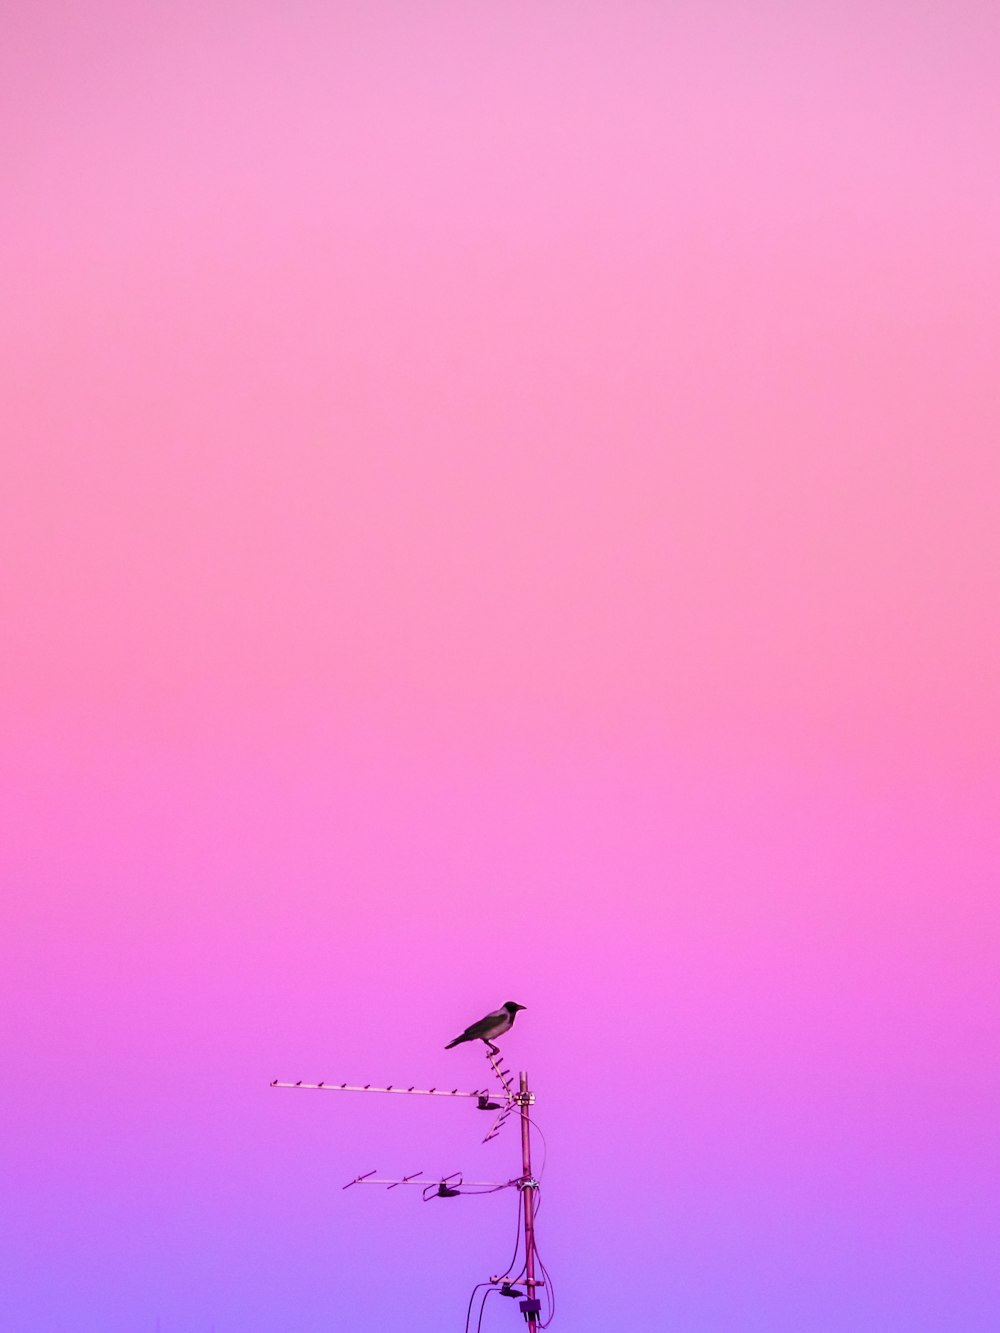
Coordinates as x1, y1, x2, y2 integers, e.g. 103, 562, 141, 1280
444, 1036, 465, 1049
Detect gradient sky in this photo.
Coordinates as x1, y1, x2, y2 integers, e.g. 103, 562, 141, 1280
2, 3, 998, 1330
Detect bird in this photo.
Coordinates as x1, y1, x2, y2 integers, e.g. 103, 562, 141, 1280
445, 1002, 526, 1055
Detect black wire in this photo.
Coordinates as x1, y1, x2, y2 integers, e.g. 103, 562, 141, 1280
464, 1283, 493, 1333
462, 1183, 526, 1332
475, 1286, 500, 1333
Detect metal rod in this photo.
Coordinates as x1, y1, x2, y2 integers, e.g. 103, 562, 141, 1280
519, 1070, 539, 1330
485, 1048, 515, 1098
270, 1080, 486, 1098
482, 1107, 512, 1143
346, 1177, 512, 1189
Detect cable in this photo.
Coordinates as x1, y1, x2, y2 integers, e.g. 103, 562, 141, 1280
464, 1283, 493, 1333
530, 1224, 556, 1328
499, 1188, 524, 1279
538, 1256, 556, 1328
475, 1286, 499, 1333
523, 1184, 555, 1328
463, 1187, 525, 1332
524, 1113, 548, 1180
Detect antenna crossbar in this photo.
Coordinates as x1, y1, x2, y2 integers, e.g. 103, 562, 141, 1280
482, 1105, 514, 1143
343, 1172, 515, 1190
485, 1049, 515, 1099
270, 1080, 487, 1098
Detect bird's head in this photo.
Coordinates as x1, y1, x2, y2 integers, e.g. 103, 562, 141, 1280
503, 1001, 526, 1013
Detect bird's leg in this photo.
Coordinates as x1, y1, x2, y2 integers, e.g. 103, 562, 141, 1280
483, 1040, 501, 1058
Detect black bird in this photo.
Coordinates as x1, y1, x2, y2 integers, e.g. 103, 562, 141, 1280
445, 1002, 526, 1055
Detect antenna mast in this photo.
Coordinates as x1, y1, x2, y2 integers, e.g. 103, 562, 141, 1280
518, 1071, 542, 1329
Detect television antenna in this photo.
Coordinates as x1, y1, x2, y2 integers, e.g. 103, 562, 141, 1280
271, 1040, 551, 1327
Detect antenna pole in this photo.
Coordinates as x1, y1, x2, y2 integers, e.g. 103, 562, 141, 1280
518, 1070, 541, 1328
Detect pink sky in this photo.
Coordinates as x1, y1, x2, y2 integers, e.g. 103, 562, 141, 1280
2, 3, 998, 1329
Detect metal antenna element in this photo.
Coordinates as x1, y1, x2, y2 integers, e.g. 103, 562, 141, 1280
342, 1170, 517, 1202
270, 1047, 516, 1146
269, 1079, 487, 1099
482, 1103, 514, 1144
475, 1044, 519, 1144
485, 1046, 516, 1100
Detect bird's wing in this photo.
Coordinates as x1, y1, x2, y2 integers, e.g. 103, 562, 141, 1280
457, 1009, 505, 1041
